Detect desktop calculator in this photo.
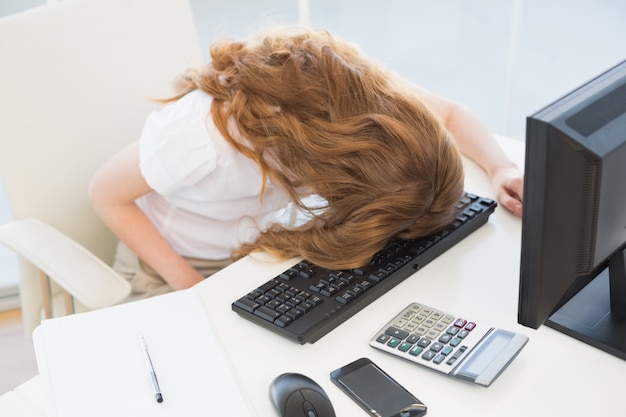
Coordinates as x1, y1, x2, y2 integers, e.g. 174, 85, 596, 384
369, 302, 528, 386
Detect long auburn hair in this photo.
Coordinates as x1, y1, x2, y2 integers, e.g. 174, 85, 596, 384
166, 27, 464, 270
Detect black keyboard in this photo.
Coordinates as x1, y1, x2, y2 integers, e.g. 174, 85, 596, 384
232, 192, 497, 344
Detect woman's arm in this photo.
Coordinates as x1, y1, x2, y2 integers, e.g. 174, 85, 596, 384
411, 85, 524, 217
88, 141, 205, 289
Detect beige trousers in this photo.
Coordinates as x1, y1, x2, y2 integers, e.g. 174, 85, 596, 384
113, 242, 232, 299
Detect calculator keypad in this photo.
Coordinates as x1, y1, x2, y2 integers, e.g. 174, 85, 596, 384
370, 303, 491, 374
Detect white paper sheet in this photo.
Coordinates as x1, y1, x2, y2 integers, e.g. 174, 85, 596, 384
33, 289, 255, 417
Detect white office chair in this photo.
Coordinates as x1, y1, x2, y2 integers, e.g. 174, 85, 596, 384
0, 0, 202, 335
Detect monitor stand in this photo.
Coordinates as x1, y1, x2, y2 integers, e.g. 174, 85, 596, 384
547, 247, 626, 360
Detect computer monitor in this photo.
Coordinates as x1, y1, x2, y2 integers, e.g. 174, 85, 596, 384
518, 59, 626, 360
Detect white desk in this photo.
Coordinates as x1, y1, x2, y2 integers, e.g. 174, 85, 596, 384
3, 136, 626, 416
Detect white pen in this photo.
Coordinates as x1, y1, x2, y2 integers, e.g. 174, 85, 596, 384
139, 334, 164, 403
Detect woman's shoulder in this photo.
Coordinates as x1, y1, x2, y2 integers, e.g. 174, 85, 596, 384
141, 90, 217, 144
176, 89, 213, 113
139, 90, 221, 193
154, 89, 213, 126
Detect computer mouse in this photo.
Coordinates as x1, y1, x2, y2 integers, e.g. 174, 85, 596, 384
269, 373, 336, 417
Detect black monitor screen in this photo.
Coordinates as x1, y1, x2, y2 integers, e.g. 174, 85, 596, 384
518, 59, 626, 360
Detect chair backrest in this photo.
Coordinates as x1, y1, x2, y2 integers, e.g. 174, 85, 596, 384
0, 0, 202, 332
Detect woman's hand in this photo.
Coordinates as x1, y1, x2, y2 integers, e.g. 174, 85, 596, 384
489, 162, 524, 217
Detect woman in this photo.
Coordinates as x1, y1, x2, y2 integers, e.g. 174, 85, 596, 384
89, 27, 523, 296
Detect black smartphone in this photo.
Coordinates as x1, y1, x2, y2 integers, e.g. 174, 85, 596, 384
330, 357, 427, 417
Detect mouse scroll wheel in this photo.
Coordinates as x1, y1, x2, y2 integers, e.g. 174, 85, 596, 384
303, 400, 318, 417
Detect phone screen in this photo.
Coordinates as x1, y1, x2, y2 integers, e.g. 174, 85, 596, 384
331, 358, 426, 417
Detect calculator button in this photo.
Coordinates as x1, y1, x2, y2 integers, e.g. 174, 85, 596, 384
404, 322, 418, 332
441, 314, 455, 324
385, 327, 409, 340
454, 318, 467, 328
425, 329, 440, 339
398, 342, 412, 352
387, 338, 401, 348
393, 319, 408, 328
401, 311, 415, 320
446, 346, 466, 365
433, 322, 448, 332
430, 343, 444, 353
417, 338, 431, 348
409, 346, 423, 356
450, 337, 462, 347
433, 354, 446, 365
422, 350, 436, 361
446, 326, 460, 336
441, 346, 454, 356
415, 326, 429, 336
453, 346, 468, 359
423, 318, 436, 328
409, 305, 422, 314
430, 312, 444, 321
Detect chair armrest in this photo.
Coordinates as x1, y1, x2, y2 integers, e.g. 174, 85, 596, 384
0, 218, 131, 310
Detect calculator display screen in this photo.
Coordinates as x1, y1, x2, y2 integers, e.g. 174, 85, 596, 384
459, 330, 513, 377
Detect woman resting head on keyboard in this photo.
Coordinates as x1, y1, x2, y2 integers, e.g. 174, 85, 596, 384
89, 27, 524, 295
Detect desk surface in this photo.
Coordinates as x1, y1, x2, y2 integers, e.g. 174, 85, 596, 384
4, 136, 626, 417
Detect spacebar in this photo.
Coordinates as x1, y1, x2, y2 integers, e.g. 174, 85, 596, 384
253, 305, 281, 322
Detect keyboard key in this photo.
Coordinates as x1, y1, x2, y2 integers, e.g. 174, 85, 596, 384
258, 280, 279, 293
275, 315, 292, 327
279, 269, 298, 281
233, 297, 260, 313
286, 308, 304, 320
336, 292, 355, 304
369, 270, 388, 282
253, 305, 281, 322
